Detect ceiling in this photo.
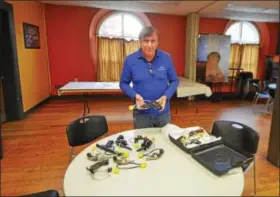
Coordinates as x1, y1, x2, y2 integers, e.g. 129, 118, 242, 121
42, 0, 279, 22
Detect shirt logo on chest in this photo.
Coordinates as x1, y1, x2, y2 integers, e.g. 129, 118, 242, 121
158, 66, 166, 71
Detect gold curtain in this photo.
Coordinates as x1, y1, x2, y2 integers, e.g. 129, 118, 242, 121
240, 44, 259, 77
124, 40, 139, 57
98, 37, 124, 82
228, 44, 242, 76
228, 43, 259, 78
97, 37, 139, 81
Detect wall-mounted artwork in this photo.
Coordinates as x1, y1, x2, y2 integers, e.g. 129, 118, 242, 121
23, 23, 40, 49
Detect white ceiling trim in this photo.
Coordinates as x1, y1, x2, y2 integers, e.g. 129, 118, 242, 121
41, 0, 280, 22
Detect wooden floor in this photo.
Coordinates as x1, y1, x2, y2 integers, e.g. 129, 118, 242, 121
1, 96, 279, 196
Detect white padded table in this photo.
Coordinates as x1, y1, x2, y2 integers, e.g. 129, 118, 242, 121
58, 79, 212, 115
176, 77, 212, 113
57, 82, 122, 95
177, 77, 212, 98
58, 78, 212, 98
63, 124, 244, 196
57, 82, 125, 115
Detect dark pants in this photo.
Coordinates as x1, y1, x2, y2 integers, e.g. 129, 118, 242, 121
133, 111, 171, 129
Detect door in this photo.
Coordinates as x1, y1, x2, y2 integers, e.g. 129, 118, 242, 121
0, 10, 6, 123
0, 78, 6, 123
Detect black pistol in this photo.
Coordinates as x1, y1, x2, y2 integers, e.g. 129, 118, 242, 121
115, 135, 132, 151
96, 140, 116, 154
150, 101, 162, 111
137, 137, 153, 152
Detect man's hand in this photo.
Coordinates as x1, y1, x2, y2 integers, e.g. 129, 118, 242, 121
156, 96, 167, 111
135, 94, 146, 109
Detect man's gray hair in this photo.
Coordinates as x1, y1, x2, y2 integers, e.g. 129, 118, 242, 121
139, 26, 159, 40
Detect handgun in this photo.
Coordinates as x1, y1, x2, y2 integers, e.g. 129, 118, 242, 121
150, 101, 162, 111
115, 135, 132, 151
96, 143, 116, 154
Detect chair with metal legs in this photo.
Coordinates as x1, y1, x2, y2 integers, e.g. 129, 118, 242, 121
252, 82, 270, 105
266, 85, 276, 113
66, 115, 109, 163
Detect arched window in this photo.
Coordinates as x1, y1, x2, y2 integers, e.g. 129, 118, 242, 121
97, 12, 145, 82
225, 21, 260, 44
225, 21, 260, 78
98, 12, 145, 41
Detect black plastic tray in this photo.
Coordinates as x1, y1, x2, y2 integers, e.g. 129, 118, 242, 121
191, 144, 252, 176
168, 134, 223, 154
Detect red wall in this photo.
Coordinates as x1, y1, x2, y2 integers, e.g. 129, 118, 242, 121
266, 23, 278, 54
45, 5, 186, 95
45, 5, 99, 94
254, 22, 278, 79
146, 13, 186, 77
45, 4, 278, 95
199, 18, 229, 34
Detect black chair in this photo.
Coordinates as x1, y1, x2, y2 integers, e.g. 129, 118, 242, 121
18, 190, 59, 197
66, 115, 108, 163
211, 120, 260, 196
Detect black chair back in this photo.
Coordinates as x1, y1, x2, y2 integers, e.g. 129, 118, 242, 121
66, 115, 108, 147
19, 190, 59, 197
212, 120, 259, 155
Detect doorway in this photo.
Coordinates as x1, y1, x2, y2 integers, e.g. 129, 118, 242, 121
0, 2, 24, 123
0, 9, 6, 123
0, 77, 6, 122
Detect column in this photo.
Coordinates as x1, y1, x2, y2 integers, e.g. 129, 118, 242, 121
267, 55, 279, 167
184, 12, 199, 81
267, 21, 280, 167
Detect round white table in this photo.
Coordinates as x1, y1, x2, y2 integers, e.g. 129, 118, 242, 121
63, 124, 244, 196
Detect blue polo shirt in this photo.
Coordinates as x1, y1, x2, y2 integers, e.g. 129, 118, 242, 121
119, 49, 179, 115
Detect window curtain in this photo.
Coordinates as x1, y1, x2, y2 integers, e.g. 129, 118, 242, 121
229, 44, 242, 76
124, 40, 140, 57
98, 37, 124, 82
97, 37, 139, 82
240, 44, 259, 77
228, 43, 259, 78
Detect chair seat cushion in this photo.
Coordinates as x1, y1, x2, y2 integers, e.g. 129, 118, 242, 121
256, 92, 270, 98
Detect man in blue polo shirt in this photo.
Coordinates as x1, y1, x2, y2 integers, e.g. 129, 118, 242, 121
119, 26, 179, 129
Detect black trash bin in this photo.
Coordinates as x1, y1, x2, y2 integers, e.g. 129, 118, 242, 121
235, 72, 255, 99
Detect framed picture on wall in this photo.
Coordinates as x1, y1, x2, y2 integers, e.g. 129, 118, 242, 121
23, 22, 40, 49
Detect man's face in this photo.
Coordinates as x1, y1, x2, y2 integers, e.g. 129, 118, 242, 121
140, 32, 159, 58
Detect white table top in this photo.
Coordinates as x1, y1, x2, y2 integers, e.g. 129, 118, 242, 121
63, 124, 244, 196
58, 78, 212, 98
59, 82, 121, 91
177, 77, 212, 97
